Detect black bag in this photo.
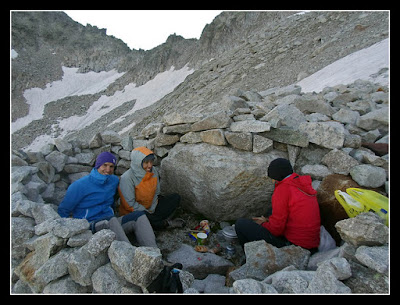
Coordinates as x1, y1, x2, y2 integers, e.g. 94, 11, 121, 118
147, 263, 183, 293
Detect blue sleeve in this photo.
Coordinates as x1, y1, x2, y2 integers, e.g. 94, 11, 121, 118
58, 181, 83, 218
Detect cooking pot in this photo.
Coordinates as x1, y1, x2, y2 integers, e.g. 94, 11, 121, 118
222, 225, 238, 243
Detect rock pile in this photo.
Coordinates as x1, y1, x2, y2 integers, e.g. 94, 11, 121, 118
157, 79, 388, 220
11, 79, 389, 293
11, 203, 389, 294
11, 131, 171, 293
228, 211, 388, 294
11, 213, 166, 293
11, 80, 389, 220
12, 130, 134, 206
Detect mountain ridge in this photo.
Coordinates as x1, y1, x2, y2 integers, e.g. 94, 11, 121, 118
11, 11, 389, 151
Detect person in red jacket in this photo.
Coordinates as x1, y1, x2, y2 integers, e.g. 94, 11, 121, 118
235, 158, 320, 254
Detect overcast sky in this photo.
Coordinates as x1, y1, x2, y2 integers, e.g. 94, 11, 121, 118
64, 10, 223, 51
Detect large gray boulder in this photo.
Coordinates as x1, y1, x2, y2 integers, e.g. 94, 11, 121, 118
130, 247, 163, 288
233, 279, 278, 294
229, 240, 310, 282
160, 143, 286, 220
305, 258, 352, 294
298, 121, 346, 149
334, 212, 388, 247
349, 164, 387, 188
67, 229, 115, 286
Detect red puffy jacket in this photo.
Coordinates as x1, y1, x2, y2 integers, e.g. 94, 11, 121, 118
263, 173, 320, 249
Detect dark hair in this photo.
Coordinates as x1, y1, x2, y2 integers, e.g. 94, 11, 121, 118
142, 154, 155, 166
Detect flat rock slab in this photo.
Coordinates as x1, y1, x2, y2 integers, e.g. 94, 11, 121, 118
166, 244, 233, 279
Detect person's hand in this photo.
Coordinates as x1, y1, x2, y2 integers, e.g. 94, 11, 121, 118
252, 216, 268, 225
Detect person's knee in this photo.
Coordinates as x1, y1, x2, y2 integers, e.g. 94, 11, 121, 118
171, 193, 181, 205
235, 218, 251, 246
235, 218, 247, 232
94, 220, 109, 232
108, 216, 119, 225
166, 193, 181, 210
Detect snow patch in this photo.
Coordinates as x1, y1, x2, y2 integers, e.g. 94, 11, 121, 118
11, 49, 18, 59
23, 134, 55, 152
22, 64, 194, 151
297, 38, 389, 93
118, 122, 136, 135
58, 64, 194, 134
12, 67, 125, 133
287, 11, 311, 18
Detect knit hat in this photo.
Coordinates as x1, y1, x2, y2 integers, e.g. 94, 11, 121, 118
267, 158, 293, 181
95, 151, 117, 169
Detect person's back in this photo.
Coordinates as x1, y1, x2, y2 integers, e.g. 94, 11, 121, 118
265, 173, 320, 249
235, 158, 321, 252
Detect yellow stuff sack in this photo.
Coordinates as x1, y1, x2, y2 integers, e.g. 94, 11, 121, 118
334, 188, 388, 226
335, 190, 367, 218
346, 188, 388, 226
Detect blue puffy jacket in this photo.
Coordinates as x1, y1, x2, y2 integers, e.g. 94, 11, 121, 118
58, 168, 119, 222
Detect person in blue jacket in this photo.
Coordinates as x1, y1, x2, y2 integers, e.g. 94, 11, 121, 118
58, 151, 157, 247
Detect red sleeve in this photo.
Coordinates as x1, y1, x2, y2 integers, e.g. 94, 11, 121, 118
263, 186, 289, 236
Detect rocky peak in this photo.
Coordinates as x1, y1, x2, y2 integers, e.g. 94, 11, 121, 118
11, 11, 136, 121
196, 11, 293, 57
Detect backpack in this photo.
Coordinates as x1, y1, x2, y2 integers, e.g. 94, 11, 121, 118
147, 263, 183, 293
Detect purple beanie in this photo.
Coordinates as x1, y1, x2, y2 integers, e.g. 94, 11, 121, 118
95, 152, 117, 169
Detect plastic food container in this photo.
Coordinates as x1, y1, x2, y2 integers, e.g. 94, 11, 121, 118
197, 232, 208, 245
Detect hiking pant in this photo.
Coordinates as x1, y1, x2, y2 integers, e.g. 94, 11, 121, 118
235, 218, 318, 254
234, 218, 292, 248
121, 212, 157, 247
92, 212, 157, 247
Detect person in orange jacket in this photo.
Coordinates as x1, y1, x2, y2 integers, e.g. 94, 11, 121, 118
235, 158, 320, 254
118, 147, 185, 230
